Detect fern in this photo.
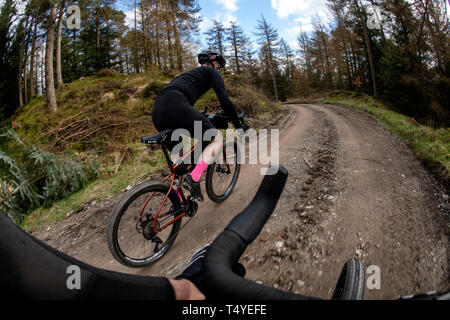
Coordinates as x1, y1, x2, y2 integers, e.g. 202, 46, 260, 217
0, 129, 98, 223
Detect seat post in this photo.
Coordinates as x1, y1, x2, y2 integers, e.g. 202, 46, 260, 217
161, 144, 174, 168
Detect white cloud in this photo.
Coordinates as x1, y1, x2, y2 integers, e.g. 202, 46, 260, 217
294, 17, 312, 25
271, 0, 328, 19
199, 15, 212, 34
198, 12, 238, 50
289, 24, 314, 34
272, 0, 330, 43
215, 0, 239, 12
218, 12, 238, 28
124, 9, 135, 27
286, 23, 314, 43
200, 12, 237, 33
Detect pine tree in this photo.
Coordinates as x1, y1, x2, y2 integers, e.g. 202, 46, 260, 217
0, 0, 19, 119
45, 2, 58, 112
78, 0, 126, 73
205, 19, 226, 56
225, 21, 249, 74
279, 38, 293, 78
254, 15, 280, 101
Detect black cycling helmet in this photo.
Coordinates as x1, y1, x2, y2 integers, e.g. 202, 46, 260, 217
198, 51, 226, 68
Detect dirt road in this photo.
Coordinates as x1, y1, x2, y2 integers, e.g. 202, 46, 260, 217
34, 104, 450, 299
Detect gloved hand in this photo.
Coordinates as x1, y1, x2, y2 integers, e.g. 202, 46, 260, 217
176, 243, 211, 284
241, 122, 250, 133
176, 243, 246, 292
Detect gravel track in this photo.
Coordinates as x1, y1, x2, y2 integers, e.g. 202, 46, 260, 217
33, 104, 450, 299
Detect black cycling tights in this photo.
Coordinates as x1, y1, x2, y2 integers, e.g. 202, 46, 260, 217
152, 90, 217, 156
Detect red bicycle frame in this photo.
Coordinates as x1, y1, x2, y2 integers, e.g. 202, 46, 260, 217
139, 137, 232, 234
138, 141, 199, 234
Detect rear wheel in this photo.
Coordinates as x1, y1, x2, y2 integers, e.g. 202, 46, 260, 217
205, 141, 240, 203
332, 258, 365, 300
107, 181, 183, 267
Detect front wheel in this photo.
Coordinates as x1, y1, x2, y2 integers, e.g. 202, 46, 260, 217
332, 258, 365, 300
107, 181, 183, 268
205, 141, 241, 203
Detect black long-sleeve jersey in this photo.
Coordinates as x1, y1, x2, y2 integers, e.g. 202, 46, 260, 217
159, 66, 241, 128
0, 213, 175, 299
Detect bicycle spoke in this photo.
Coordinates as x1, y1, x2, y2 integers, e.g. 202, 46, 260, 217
114, 188, 180, 263
205, 143, 240, 203
213, 162, 235, 196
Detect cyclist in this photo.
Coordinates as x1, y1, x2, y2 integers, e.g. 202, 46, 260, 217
152, 51, 248, 202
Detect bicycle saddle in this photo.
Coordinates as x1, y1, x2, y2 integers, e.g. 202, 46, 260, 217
141, 129, 173, 145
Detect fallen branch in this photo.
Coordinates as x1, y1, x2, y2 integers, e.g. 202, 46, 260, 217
114, 149, 128, 175
77, 121, 137, 142
304, 157, 313, 168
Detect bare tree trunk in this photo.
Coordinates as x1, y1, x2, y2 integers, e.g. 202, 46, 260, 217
164, 0, 175, 70
170, 0, 182, 71
23, 28, 31, 105
317, 41, 326, 89
35, 46, 39, 95
321, 34, 333, 88
133, 0, 140, 73
417, 0, 429, 60
299, 34, 312, 80
125, 48, 129, 74
41, 48, 45, 94
18, 17, 31, 108
233, 44, 240, 74
231, 29, 241, 74
362, 20, 378, 97
56, 2, 65, 87
24, 63, 28, 105
268, 47, 278, 101
354, 0, 378, 97
141, 0, 148, 71
46, 4, 58, 112
344, 42, 353, 89
18, 48, 23, 107
29, 20, 38, 98
155, 0, 162, 69
349, 38, 358, 77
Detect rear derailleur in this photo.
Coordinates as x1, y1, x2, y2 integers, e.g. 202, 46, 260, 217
136, 214, 162, 245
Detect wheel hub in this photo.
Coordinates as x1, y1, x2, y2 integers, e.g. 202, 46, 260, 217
216, 165, 229, 174
137, 214, 159, 240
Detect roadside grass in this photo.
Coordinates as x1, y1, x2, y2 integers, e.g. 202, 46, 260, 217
21, 148, 167, 232
318, 91, 449, 180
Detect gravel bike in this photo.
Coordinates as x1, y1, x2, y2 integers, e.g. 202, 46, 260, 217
106, 109, 246, 267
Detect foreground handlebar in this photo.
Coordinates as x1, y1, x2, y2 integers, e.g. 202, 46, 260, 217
202, 165, 319, 300
227, 166, 288, 244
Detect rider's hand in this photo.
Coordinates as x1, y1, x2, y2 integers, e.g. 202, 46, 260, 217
176, 243, 246, 292
241, 123, 250, 133
168, 279, 205, 300
176, 243, 211, 286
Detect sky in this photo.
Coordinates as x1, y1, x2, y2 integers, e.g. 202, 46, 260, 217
3, 0, 332, 52
116, 0, 332, 52
197, 0, 332, 50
